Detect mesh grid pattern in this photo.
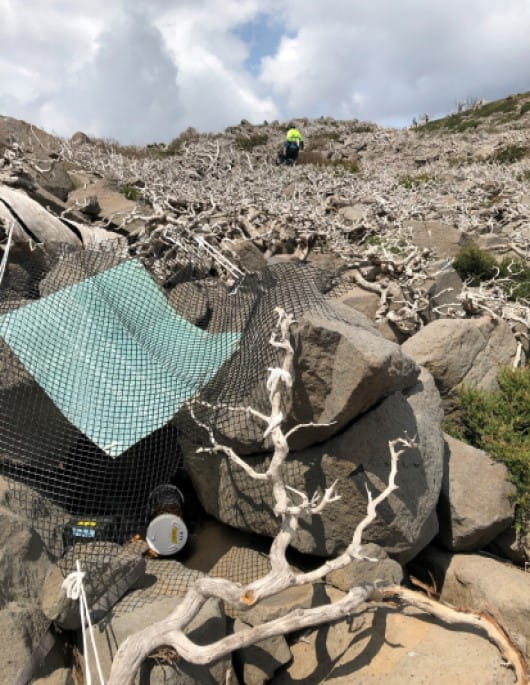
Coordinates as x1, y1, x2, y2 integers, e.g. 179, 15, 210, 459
111, 559, 205, 617
0, 243, 338, 573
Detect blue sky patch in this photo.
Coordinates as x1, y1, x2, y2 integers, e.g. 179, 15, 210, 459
235, 13, 285, 75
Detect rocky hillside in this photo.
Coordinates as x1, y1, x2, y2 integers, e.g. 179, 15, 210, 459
3, 92, 530, 320
0, 94, 529, 684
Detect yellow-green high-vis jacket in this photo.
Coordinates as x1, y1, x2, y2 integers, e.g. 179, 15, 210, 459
286, 128, 304, 144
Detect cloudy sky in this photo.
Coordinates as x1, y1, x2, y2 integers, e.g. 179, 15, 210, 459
1, 0, 530, 143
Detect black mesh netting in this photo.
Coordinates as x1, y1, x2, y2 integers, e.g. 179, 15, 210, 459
0, 242, 339, 572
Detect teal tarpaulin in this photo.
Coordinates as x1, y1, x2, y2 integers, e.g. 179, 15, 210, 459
0, 260, 239, 457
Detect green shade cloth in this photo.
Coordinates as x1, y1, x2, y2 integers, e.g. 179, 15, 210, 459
0, 260, 240, 457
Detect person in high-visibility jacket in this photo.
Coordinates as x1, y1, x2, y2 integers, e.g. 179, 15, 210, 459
279, 123, 304, 165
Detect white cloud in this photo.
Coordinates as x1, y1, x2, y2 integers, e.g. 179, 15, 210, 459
0, 1, 530, 141
260, 0, 530, 124
152, 1, 278, 133
0, 0, 277, 143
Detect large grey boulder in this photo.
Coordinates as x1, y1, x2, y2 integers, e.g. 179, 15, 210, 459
424, 262, 465, 320
0, 475, 72, 562
70, 131, 91, 146
335, 285, 380, 320
166, 280, 212, 326
0, 603, 50, 685
488, 525, 530, 565
0, 116, 61, 156
333, 288, 407, 343
41, 542, 146, 629
191, 307, 419, 456
67, 177, 139, 230
404, 220, 465, 258
116, 558, 205, 617
287, 310, 419, 450
33, 161, 74, 202
0, 506, 52, 607
414, 546, 530, 657
209, 546, 272, 588
438, 435, 515, 552
184, 367, 444, 562
31, 632, 72, 685
89, 596, 229, 685
0, 184, 81, 246
39, 246, 126, 297
325, 543, 403, 591
402, 316, 519, 400
208, 545, 322, 631
233, 617, 291, 685
223, 238, 267, 272
0, 337, 81, 472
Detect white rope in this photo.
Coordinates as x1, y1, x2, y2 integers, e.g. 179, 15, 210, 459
62, 561, 106, 685
0, 218, 14, 289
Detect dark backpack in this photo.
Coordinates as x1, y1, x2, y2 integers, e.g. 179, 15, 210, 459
285, 141, 299, 159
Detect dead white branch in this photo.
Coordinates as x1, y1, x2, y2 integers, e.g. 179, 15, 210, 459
384, 586, 529, 685
107, 309, 414, 684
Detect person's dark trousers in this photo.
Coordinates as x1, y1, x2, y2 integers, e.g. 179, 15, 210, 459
284, 142, 299, 164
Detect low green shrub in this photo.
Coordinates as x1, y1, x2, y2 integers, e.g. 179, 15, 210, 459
398, 173, 435, 189
453, 243, 530, 299
446, 366, 530, 529
488, 144, 528, 164
119, 184, 142, 201
520, 101, 530, 117
166, 137, 183, 155
165, 127, 200, 155
453, 244, 499, 285
416, 95, 523, 135
416, 113, 479, 134
474, 97, 518, 118
498, 257, 530, 300
453, 118, 480, 132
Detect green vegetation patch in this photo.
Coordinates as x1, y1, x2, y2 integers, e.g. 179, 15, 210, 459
519, 101, 530, 117
416, 94, 529, 134
165, 127, 201, 156
473, 97, 518, 118
119, 184, 142, 201
487, 144, 528, 164
365, 236, 407, 253
165, 137, 183, 155
418, 113, 480, 134
453, 243, 530, 299
453, 243, 499, 285
398, 173, 436, 189
446, 366, 530, 529
499, 259, 530, 300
